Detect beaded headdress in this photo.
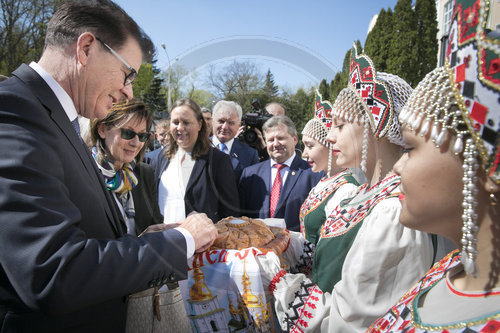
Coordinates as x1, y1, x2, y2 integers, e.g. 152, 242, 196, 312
302, 90, 333, 147
398, 0, 500, 276
332, 43, 413, 171
302, 90, 334, 175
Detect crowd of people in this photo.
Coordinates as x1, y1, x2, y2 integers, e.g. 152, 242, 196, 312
0, 0, 498, 332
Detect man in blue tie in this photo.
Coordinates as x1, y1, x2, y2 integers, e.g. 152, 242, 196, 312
211, 100, 259, 181
239, 116, 322, 231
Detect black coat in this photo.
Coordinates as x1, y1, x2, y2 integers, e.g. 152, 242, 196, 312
0, 64, 188, 333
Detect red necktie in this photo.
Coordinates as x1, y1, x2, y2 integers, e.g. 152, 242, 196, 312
270, 164, 285, 218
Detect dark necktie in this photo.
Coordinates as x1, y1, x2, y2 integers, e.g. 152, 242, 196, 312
71, 118, 83, 143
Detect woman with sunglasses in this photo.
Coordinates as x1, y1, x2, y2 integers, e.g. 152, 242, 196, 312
368, 1, 500, 330
152, 98, 239, 224
90, 99, 163, 235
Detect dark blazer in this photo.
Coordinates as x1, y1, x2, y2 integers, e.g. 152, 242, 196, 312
153, 147, 240, 222
239, 154, 322, 231
143, 146, 163, 165
131, 162, 163, 234
0, 64, 188, 333
228, 138, 259, 181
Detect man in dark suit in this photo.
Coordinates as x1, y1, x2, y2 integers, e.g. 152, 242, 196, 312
0, 1, 217, 332
239, 116, 322, 231
211, 100, 259, 181
144, 117, 169, 165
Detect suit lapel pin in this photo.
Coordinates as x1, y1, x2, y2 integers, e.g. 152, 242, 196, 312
291, 171, 296, 176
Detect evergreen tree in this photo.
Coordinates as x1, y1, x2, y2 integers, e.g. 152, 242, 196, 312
387, 0, 419, 86
133, 62, 167, 118
318, 79, 330, 101
415, 0, 438, 82
329, 41, 362, 100
364, 8, 394, 72
263, 69, 279, 97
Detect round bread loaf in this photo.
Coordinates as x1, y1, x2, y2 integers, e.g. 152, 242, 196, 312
212, 216, 290, 254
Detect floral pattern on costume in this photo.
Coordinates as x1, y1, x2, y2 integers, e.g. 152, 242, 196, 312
368, 250, 500, 332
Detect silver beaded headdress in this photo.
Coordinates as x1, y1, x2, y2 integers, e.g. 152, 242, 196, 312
398, 0, 500, 276
302, 90, 334, 175
332, 43, 413, 172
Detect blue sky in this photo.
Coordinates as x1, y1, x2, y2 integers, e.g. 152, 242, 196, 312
115, 0, 399, 91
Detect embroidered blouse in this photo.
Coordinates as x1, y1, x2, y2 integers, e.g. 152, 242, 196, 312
271, 174, 435, 332
368, 250, 500, 333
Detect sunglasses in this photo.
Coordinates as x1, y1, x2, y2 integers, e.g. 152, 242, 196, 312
96, 37, 137, 86
120, 128, 150, 142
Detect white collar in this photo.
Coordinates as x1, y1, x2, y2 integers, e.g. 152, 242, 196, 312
270, 152, 296, 168
212, 136, 235, 152
29, 62, 78, 123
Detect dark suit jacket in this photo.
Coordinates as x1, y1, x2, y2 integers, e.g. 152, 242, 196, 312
228, 138, 259, 181
143, 146, 163, 165
239, 154, 322, 231
0, 64, 188, 333
131, 162, 163, 234
153, 147, 240, 222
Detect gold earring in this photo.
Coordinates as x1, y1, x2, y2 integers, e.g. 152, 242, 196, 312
490, 193, 498, 206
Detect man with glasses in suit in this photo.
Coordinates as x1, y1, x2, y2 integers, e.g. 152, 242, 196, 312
0, 1, 217, 332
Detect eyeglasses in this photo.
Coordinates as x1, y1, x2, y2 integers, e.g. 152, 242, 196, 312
96, 37, 137, 86
119, 128, 150, 142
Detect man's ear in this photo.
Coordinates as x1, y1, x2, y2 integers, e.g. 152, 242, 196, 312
76, 32, 98, 67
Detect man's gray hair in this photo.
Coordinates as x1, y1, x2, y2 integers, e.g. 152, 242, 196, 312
213, 100, 242, 120
262, 115, 297, 137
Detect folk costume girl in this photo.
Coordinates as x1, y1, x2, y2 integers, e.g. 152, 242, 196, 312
368, 0, 500, 331
263, 45, 437, 332
299, 91, 361, 246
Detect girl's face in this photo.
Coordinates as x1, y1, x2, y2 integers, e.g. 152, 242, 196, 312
326, 117, 364, 169
302, 135, 331, 173
394, 126, 464, 243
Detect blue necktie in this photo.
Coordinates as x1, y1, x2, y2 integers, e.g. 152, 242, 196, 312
218, 142, 228, 154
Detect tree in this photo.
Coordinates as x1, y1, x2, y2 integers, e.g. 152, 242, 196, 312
188, 89, 216, 109
329, 41, 362, 100
280, 87, 314, 135
415, 0, 438, 82
263, 68, 279, 97
132, 62, 166, 118
206, 60, 264, 109
318, 79, 330, 101
387, 0, 419, 86
0, 0, 62, 75
364, 8, 394, 72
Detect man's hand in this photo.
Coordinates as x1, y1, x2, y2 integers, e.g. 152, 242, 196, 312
254, 128, 266, 151
138, 222, 181, 237
236, 125, 245, 138
180, 213, 218, 253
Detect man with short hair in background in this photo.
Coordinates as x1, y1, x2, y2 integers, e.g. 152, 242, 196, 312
212, 100, 259, 181
239, 115, 321, 231
144, 117, 169, 165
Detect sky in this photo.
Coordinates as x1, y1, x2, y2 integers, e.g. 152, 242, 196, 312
115, 0, 399, 92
